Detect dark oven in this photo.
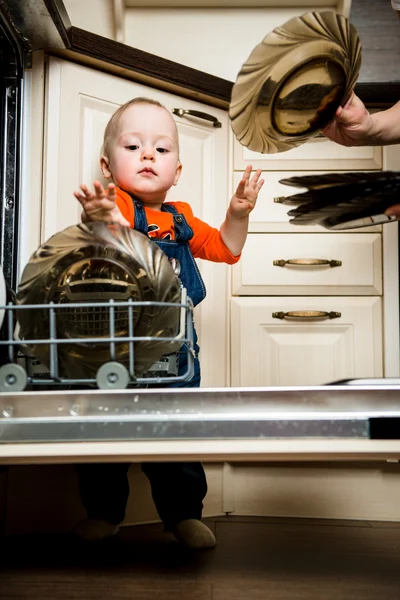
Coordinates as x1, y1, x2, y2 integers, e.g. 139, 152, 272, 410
0, 9, 22, 291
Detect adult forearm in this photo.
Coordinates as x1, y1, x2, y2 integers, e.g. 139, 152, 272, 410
220, 211, 249, 256
367, 102, 400, 145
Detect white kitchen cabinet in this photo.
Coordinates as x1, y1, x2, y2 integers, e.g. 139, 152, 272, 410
231, 116, 398, 385
231, 296, 383, 387
41, 57, 230, 387
232, 232, 382, 296
33, 57, 400, 390
233, 135, 382, 172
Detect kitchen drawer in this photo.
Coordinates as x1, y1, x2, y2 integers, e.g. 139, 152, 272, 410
234, 171, 381, 234
231, 296, 383, 387
233, 135, 382, 172
232, 233, 382, 296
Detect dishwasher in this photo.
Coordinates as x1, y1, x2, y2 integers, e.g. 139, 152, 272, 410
1, 253, 400, 466
1, 220, 400, 464
0, 5, 400, 468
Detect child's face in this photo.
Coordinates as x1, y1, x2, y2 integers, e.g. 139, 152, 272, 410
101, 104, 182, 207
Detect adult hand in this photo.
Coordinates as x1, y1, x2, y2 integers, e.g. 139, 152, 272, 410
385, 204, 400, 219
322, 92, 374, 147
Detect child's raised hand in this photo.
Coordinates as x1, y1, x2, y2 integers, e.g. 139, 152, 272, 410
74, 181, 130, 227
229, 165, 264, 218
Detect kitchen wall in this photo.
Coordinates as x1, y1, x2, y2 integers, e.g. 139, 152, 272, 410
63, 0, 400, 84
63, 0, 114, 38
63, 1, 348, 82
351, 0, 400, 82
123, 5, 342, 81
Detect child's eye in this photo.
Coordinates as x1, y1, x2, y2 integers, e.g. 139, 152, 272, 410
156, 147, 168, 153
126, 145, 139, 151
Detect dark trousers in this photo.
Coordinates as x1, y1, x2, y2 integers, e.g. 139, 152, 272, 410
76, 348, 206, 530
76, 460, 207, 530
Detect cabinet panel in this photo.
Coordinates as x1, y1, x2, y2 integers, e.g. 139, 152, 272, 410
42, 58, 230, 387
233, 233, 382, 296
231, 296, 383, 386
233, 136, 382, 171
43, 60, 229, 240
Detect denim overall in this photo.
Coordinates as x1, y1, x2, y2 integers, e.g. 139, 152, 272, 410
134, 198, 205, 382
77, 198, 208, 530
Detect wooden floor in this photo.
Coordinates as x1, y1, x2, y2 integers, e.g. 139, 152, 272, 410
1, 515, 400, 599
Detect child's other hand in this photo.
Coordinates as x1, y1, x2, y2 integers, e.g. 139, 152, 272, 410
229, 165, 264, 218
74, 181, 130, 227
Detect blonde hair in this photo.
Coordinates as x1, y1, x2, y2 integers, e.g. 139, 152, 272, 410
102, 97, 179, 158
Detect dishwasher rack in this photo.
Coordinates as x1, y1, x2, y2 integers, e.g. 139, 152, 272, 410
0, 288, 195, 392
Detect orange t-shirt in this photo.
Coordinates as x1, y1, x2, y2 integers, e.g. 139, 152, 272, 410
115, 187, 240, 265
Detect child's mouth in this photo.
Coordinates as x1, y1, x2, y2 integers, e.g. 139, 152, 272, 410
139, 168, 156, 176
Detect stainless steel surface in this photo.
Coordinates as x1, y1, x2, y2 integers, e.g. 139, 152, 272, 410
326, 214, 398, 230
1, 384, 400, 443
281, 171, 400, 230
0, 15, 23, 290
333, 378, 400, 386
0, 0, 69, 50
229, 11, 361, 153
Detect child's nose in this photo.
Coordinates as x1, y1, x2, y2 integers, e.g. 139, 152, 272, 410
141, 146, 155, 160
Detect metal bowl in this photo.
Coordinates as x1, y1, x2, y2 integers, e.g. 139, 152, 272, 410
229, 11, 361, 153
16, 222, 183, 379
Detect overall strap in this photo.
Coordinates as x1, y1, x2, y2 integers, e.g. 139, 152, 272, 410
130, 195, 194, 243
162, 203, 194, 242
132, 197, 148, 235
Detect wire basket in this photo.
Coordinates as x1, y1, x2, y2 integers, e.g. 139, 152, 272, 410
55, 279, 139, 338
0, 287, 195, 392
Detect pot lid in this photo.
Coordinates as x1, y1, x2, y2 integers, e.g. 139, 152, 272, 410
229, 10, 361, 154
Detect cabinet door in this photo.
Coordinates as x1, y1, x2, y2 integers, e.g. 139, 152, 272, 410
232, 233, 382, 296
42, 57, 230, 386
233, 136, 382, 171
231, 296, 383, 386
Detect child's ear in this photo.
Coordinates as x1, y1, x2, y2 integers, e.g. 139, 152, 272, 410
173, 161, 182, 186
100, 155, 112, 180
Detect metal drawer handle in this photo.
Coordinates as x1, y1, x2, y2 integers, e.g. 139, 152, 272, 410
172, 108, 222, 128
273, 258, 342, 268
272, 310, 342, 321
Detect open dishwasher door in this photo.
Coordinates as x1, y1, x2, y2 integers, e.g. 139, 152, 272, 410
1, 222, 400, 464
1, 382, 400, 464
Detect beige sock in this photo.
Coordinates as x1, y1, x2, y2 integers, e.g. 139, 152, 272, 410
172, 519, 216, 549
72, 517, 120, 541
